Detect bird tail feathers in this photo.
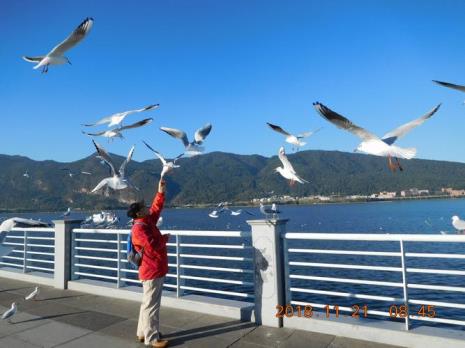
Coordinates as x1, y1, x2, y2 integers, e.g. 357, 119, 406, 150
391, 146, 416, 159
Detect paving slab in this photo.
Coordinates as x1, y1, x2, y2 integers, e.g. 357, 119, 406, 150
327, 336, 400, 348
0, 335, 42, 348
13, 321, 91, 347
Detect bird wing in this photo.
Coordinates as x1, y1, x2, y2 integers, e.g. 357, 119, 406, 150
119, 118, 153, 132
92, 140, 116, 176
297, 127, 322, 139
313, 102, 379, 141
81, 116, 114, 127
122, 104, 160, 116
142, 141, 167, 165
119, 145, 135, 177
381, 104, 441, 145
82, 130, 107, 137
81, 171, 91, 175
160, 127, 190, 147
267, 123, 291, 136
433, 80, 465, 93
194, 123, 212, 145
173, 153, 184, 163
22, 56, 44, 63
11, 217, 49, 228
48, 17, 94, 56
278, 147, 296, 174
91, 178, 111, 193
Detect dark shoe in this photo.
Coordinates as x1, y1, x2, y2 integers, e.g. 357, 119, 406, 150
136, 336, 144, 343
152, 339, 169, 348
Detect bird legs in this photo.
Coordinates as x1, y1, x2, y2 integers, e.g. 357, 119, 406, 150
387, 155, 403, 172
289, 179, 296, 186
41, 64, 49, 74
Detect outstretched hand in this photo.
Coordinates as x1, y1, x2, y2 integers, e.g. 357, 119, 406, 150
158, 179, 166, 193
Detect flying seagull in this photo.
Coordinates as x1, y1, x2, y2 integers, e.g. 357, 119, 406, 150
90, 140, 137, 192
61, 168, 91, 177
275, 146, 308, 185
142, 141, 183, 178
452, 215, 465, 233
1, 302, 17, 322
208, 202, 228, 218
313, 102, 441, 172
23, 170, 30, 178
267, 122, 321, 149
0, 217, 50, 233
433, 80, 465, 103
82, 104, 159, 128
24, 287, 39, 301
23, 17, 94, 73
230, 209, 255, 216
160, 123, 212, 157
63, 207, 71, 217
82, 118, 153, 140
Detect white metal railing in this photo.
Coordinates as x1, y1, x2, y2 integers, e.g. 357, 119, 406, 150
71, 228, 254, 301
283, 233, 465, 330
0, 227, 55, 274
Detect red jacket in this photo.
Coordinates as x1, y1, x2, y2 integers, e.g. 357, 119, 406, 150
132, 192, 168, 280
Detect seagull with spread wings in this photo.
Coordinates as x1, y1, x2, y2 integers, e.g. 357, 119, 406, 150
82, 118, 153, 141
313, 102, 441, 172
90, 140, 137, 192
23, 17, 93, 73
433, 80, 465, 103
275, 147, 308, 185
82, 104, 159, 128
267, 122, 320, 149
160, 123, 212, 157
142, 141, 183, 178
0, 217, 50, 233
61, 168, 91, 177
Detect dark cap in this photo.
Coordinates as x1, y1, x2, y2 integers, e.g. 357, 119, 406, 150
127, 200, 145, 219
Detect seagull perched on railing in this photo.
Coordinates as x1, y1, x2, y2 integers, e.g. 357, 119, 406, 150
143, 141, 184, 178
90, 140, 138, 192
160, 123, 212, 157
452, 216, 465, 233
24, 286, 39, 301
275, 147, 308, 185
82, 118, 153, 141
313, 102, 441, 172
267, 122, 320, 150
260, 203, 280, 219
23, 17, 93, 73
1, 302, 17, 322
82, 104, 159, 128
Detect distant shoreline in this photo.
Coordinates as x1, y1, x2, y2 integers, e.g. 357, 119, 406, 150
1, 194, 464, 214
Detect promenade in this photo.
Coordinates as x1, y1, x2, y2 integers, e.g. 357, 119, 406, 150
0, 277, 400, 348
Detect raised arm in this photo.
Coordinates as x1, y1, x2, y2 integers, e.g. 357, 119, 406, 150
149, 179, 166, 222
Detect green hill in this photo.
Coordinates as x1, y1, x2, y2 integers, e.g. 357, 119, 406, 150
1, 150, 464, 211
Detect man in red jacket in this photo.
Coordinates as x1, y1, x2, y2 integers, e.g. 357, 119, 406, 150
127, 179, 169, 348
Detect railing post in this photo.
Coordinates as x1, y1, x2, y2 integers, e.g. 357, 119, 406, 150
23, 230, 28, 273
247, 218, 289, 327
53, 219, 83, 289
116, 233, 121, 289
399, 239, 410, 330
282, 236, 291, 306
175, 234, 184, 297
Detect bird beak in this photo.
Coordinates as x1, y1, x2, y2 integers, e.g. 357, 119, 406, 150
68, 60, 72, 65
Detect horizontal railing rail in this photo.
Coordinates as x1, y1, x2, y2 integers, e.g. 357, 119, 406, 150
71, 228, 254, 301
0, 227, 55, 274
283, 232, 465, 330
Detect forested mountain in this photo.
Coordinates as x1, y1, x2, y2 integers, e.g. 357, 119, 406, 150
1, 150, 464, 211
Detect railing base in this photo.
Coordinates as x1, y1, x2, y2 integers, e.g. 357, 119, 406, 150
0, 268, 55, 287
67, 278, 255, 321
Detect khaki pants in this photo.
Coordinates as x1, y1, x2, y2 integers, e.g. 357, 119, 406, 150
137, 276, 165, 345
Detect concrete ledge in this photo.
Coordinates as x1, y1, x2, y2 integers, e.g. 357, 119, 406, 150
0, 268, 55, 287
68, 279, 254, 321
284, 312, 465, 348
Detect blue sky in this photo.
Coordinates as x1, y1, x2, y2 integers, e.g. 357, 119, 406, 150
1, 0, 465, 163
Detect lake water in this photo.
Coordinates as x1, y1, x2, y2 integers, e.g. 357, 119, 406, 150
2, 198, 465, 329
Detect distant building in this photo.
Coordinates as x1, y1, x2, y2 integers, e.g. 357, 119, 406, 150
442, 188, 465, 197
377, 191, 397, 199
